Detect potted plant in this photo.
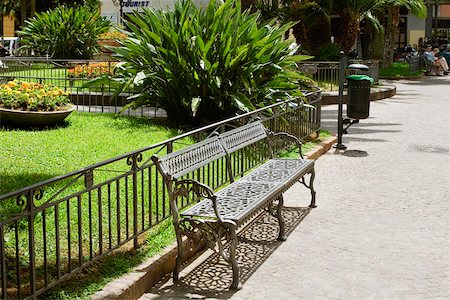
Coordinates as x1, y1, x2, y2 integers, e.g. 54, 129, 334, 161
0, 80, 74, 127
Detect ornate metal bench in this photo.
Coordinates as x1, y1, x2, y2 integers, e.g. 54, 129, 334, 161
151, 120, 316, 289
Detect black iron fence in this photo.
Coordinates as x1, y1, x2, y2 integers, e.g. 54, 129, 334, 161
299, 60, 379, 92
0, 89, 321, 299
0, 57, 376, 115
0, 57, 165, 118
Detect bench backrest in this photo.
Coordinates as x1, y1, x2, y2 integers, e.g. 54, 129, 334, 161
219, 121, 268, 153
153, 120, 269, 181
155, 136, 227, 179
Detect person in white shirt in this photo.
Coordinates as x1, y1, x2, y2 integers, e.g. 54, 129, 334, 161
432, 48, 449, 76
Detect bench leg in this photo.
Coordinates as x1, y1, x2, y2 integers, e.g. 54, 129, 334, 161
227, 224, 241, 290
276, 195, 287, 241
309, 169, 317, 208
173, 228, 184, 282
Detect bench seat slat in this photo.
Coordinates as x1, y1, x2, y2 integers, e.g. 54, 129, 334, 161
181, 158, 314, 222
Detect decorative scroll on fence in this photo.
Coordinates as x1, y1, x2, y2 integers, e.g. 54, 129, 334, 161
0, 60, 321, 299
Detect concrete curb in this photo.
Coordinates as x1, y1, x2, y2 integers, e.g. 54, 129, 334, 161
92, 137, 336, 300
321, 84, 396, 105
305, 136, 337, 160
92, 237, 203, 300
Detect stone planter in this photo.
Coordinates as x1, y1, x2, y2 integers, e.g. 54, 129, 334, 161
0, 106, 75, 127
97, 39, 120, 53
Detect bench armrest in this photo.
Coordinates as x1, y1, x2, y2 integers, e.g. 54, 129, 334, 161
174, 179, 224, 222
271, 132, 305, 159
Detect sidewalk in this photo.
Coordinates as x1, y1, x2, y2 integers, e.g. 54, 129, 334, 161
141, 77, 450, 299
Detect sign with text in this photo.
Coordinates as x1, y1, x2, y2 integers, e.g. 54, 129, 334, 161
121, 0, 175, 12
122, 1, 151, 12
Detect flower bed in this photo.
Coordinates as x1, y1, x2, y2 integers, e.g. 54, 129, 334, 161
97, 31, 127, 41
67, 62, 117, 79
0, 80, 70, 111
0, 80, 73, 126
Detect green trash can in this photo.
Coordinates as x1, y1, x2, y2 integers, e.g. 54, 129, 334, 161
346, 74, 373, 119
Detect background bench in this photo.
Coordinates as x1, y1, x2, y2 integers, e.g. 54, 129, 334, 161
151, 120, 316, 289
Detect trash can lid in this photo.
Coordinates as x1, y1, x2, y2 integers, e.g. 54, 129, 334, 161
347, 74, 374, 83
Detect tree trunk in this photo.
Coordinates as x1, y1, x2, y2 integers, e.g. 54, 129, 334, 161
336, 11, 359, 54
31, 0, 36, 16
383, 6, 400, 68
20, 0, 28, 27
304, 15, 331, 57
383, 8, 391, 67
434, 3, 438, 38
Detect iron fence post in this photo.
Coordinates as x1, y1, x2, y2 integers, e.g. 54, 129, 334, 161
167, 142, 173, 154
0, 226, 6, 300
335, 52, 348, 150
0, 94, 321, 299
130, 153, 142, 249
27, 191, 37, 298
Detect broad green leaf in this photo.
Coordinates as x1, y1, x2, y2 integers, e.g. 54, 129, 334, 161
191, 97, 202, 116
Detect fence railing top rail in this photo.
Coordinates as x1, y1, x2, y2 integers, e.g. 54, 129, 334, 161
298, 60, 380, 66
0, 57, 119, 63
0, 89, 321, 201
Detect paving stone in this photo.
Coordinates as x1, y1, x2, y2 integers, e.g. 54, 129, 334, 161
139, 77, 450, 299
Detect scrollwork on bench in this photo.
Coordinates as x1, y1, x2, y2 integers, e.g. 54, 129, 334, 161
269, 131, 305, 159
177, 218, 237, 263
173, 179, 223, 222
152, 120, 316, 290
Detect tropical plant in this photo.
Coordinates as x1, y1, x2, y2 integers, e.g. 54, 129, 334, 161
285, 0, 333, 56
315, 43, 340, 60
382, 0, 426, 67
326, 0, 426, 56
256, 0, 425, 61
2, 0, 99, 27
17, 5, 110, 59
104, 0, 313, 127
0, 80, 70, 111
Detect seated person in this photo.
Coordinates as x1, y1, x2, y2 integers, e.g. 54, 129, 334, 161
422, 46, 437, 75
423, 46, 434, 62
432, 48, 449, 75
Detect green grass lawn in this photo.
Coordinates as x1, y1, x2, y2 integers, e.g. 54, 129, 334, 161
44, 219, 176, 300
280, 129, 332, 158
379, 62, 423, 78
0, 112, 189, 299
41, 128, 332, 300
0, 111, 184, 196
1, 113, 329, 299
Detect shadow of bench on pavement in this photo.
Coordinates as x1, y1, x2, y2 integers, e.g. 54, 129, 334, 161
147, 206, 311, 299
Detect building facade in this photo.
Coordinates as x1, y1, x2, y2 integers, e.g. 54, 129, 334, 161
407, 0, 450, 48
100, 0, 209, 25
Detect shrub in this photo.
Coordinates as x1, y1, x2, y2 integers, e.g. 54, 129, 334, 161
68, 62, 117, 78
107, 0, 313, 127
315, 43, 340, 61
0, 81, 70, 111
17, 5, 111, 59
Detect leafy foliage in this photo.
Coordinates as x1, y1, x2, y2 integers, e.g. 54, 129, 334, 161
106, 0, 313, 127
315, 43, 340, 61
17, 5, 111, 59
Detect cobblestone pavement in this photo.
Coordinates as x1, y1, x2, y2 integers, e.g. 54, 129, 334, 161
141, 77, 450, 299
